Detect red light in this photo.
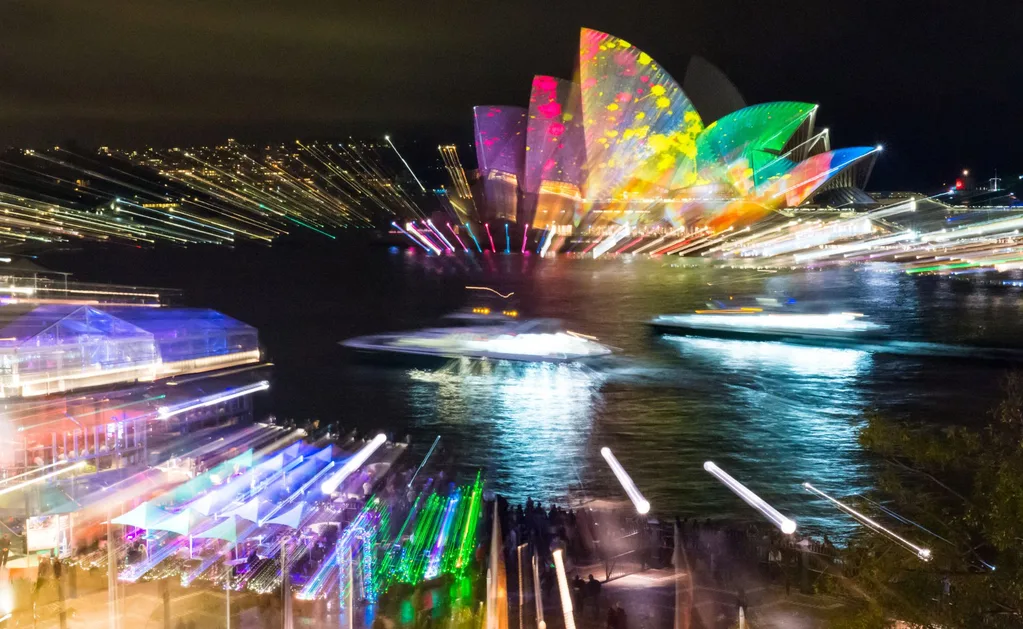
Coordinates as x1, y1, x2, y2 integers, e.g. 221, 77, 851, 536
955, 179, 964, 190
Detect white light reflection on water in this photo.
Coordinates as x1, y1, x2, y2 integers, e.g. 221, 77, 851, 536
407, 359, 605, 504
661, 336, 873, 535
665, 336, 870, 378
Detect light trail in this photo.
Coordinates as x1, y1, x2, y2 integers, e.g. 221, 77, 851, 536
540, 226, 556, 257
601, 447, 650, 514
521, 225, 529, 254
320, 434, 388, 494
464, 222, 484, 253
384, 135, 427, 192
484, 223, 497, 253
704, 461, 796, 534
446, 223, 469, 252
406, 223, 443, 255
391, 221, 430, 253
157, 381, 269, 419
426, 220, 455, 252
466, 287, 515, 299
408, 435, 441, 488
0, 461, 86, 497
0, 459, 81, 485
552, 549, 576, 629
803, 482, 931, 561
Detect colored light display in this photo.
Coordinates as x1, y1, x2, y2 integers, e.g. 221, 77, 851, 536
474, 28, 879, 242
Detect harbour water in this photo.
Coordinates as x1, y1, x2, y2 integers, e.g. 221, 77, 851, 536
46, 241, 1023, 536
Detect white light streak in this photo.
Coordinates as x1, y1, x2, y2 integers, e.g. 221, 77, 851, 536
704, 461, 796, 534
552, 549, 576, 629
320, 434, 387, 494
591, 225, 631, 258
385, 136, 426, 192
802, 482, 930, 561
601, 447, 650, 514
157, 381, 269, 419
0, 461, 86, 497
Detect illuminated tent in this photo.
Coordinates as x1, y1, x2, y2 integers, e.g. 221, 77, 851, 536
195, 514, 254, 544
265, 503, 310, 529
112, 502, 172, 529
223, 498, 275, 524
151, 507, 207, 536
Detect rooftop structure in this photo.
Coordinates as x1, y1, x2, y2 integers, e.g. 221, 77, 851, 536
0, 304, 259, 398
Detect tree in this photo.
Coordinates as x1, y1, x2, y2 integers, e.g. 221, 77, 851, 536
829, 372, 1023, 628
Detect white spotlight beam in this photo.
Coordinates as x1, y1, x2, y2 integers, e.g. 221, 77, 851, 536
601, 447, 650, 515
704, 461, 796, 534
802, 482, 930, 561
320, 434, 387, 494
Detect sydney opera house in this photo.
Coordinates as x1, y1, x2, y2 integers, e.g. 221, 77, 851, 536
471, 28, 880, 247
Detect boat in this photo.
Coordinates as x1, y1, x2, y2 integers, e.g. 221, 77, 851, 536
649, 309, 888, 347
341, 288, 613, 365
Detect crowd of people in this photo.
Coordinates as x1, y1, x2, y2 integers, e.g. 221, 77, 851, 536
483, 495, 843, 628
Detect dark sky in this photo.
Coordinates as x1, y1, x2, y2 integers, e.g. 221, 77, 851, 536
1, 0, 1021, 190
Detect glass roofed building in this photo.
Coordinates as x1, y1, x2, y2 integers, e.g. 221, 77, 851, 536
104, 307, 260, 378
473, 28, 880, 233
0, 304, 259, 398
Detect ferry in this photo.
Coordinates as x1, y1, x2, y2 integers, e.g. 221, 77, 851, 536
649, 308, 888, 346
341, 288, 613, 365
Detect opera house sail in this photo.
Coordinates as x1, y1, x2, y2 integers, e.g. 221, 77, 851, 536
472, 28, 880, 249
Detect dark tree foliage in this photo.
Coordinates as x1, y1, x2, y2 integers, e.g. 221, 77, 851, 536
831, 373, 1023, 627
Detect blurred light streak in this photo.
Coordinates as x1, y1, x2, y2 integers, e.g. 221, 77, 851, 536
447, 223, 469, 252
600, 447, 650, 514
704, 461, 796, 534
552, 549, 576, 629
591, 225, 631, 258
157, 381, 269, 419
406, 223, 442, 255
408, 435, 441, 488
0, 461, 86, 497
391, 221, 430, 253
464, 223, 484, 253
384, 135, 427, 192
484, 223, 497, 253
803, 482, 930, 560
320, 434, 387, 494
426, 220, 455, 252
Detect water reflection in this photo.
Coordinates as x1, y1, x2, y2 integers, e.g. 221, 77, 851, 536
659, 336, 872, 533
663, 336, 870, 378
408, 360, 605, 504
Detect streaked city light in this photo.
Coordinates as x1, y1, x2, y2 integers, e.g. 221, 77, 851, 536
157, 381, 270, 419
601, 447, 650, 515
552, 549, 576, 629
803, 482, 931, 561
320, 433, 388, 494
704, 461, 796, 534
0, 461, 86, 497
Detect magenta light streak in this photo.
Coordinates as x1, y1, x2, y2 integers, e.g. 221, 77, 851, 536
446, 223, 469, 252
615, 236, 645, 255
484, 223, 497, 253
521, 225, 529, 253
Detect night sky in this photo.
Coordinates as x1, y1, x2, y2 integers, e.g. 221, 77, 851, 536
1, 0, 1020, 190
